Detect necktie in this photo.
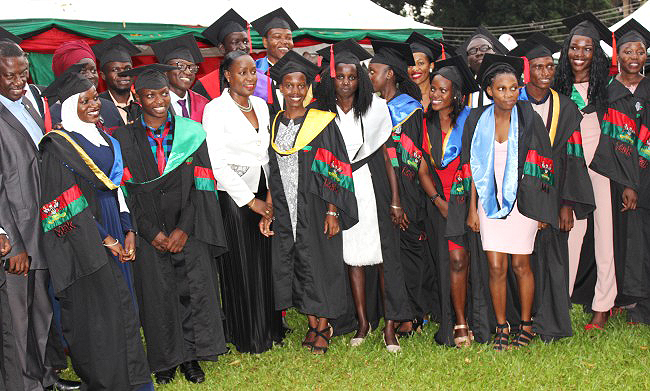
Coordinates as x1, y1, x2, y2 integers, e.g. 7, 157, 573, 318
178, 99, 189, 118
147, 125, 170, 175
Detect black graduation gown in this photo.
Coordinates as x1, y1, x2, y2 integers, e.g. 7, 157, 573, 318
572, 78, 650, 309
39, 129, 151, 390
268, 109, 359, 319
98, 91, 142, 125
523, 90, 595, 341
112, 116, 228, 372
446, 101, 558, 342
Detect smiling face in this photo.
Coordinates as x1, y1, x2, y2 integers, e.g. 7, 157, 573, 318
528, 56, 555, 91
101, 61, 133, 94
263, 28, 294, 64
568, 35, 594, 75
334, 63, 359, 101
487, 72, 519, 111
221, 31, 249, 54
165, 58, 197, 95
224, 55, 257, 97
278, 72, 308, 110
618, 41, 647, 75
368, 62, 391, 93
137, 86, 171, 119
467, 37, 494, 74
429, 74, 454, 112
0, 55, 29, 101
408, 52, 432, 86
76, 87, 101, 123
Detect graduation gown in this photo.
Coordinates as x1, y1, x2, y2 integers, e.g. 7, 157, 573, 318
519, 88, 595, 340
572, 78, 649, 308
98, 90, 142, 125
446, 101, 557, 342
39, 129, 151, 390
268, 108, 358, 319
112, 115, 228, 371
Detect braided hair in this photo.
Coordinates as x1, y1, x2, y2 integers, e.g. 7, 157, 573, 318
482, 63, 519, 101
425, 76, 465, 128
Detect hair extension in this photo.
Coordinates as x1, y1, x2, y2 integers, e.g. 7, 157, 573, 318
313, 63, 373, 120
425, 79, 465, 128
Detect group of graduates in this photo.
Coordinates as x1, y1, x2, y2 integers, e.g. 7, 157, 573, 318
0, 5, 648, 390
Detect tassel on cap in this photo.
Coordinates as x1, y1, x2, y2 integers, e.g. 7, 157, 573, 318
43, 97, 52, 133
441, 44, 446, 60
610, 31, 618, 76
522, 56, 530, 84
329, 44, 336, 78
315, 56, 322, 82
247, 23, 253, 54
266, 69, 273, 104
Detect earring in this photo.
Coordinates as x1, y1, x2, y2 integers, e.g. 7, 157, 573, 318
618, 63, 621, 74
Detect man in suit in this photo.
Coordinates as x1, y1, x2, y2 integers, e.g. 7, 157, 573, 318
0, 39, 56, 391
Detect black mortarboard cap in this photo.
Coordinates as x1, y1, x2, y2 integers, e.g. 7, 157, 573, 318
435, 39, 457, 58
202, 8, 248, 46
476, 53, 524, 87
460, 25, 509, 58
563, 12, 612, 45
269, 51, 319, 84
316, 39, 371, 66
0, 27, 22, 44
370, 40, 415, 73
42, 63, 93, 104
119, 63, 177, 91
251, 8, 299, 37
508, 32, 562, 60
614, 18, 650, 48
432, 55, 480, 95
92, 34, 139, 66
151, 34, 204, 64
407, 32, 442, 61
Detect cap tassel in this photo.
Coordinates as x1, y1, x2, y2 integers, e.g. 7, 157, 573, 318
522, 56, 530, 84
43, 97, 52, 133
329, 44, 336, 78
610, 31, 618, 76
441, 44, 446, 60
266, 69, 273, 104
247, 23, 253, 54
315, 56, 322, 82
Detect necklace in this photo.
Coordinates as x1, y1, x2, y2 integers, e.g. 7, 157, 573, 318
233, 97, 253, 112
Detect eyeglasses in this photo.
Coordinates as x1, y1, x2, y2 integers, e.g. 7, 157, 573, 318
467, 45, 493, 56
173, 62, 200, 74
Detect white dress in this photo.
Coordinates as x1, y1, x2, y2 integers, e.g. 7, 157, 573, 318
337, 106, 384, 266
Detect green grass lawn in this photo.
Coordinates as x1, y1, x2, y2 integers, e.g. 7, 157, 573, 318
140, 305, 650, 390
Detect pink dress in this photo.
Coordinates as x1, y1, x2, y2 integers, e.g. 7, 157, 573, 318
478, 140, 539, 254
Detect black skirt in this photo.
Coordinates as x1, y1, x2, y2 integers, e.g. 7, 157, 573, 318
217, 180, 284, 354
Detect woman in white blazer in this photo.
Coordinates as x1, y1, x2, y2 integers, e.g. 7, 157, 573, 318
203, 51, 284, 353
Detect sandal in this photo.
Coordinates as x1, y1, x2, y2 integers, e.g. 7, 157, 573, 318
511, 320, 536, 348
350, 322, 372, 347
383, 329, 401, 353
311, 325, 333, 355
301, 326, 317, 349
453, 324, 474, 348
395, 321, 415, 338
493, 322, 510, 351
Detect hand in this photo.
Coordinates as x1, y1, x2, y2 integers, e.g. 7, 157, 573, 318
0, 234, 11, 257
389, 204, 404, 227
538, 221, 548, 231
435, 198, 449, 219
121, 232, 136, 262
466, 210, 480, 232
259, 217, 274, 237
166, 228, 188, 253
8, 252, 29, 276
104, 235, 126, 261
248, 198, 274, 220
151, 232, 169, 253
400, 212, 410, 231
324, 215, 340, 239
621, 187, 638, 212
558, 205, 574, 232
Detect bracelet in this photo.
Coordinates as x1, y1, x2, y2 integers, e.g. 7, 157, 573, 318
325, 211, 339, 217
390, 205, 402, 210
102, 238, 119, 247
248, 199, 256, 209
430, 194, 440, 203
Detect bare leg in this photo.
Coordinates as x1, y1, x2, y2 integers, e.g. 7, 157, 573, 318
348, 266, 370, 338
311, 316, 331, 354
303, 315, 318, 347
378, 264, 399, 345
511, 254, 534, 328
450, 248, 470, 339
486, 251, 508, 324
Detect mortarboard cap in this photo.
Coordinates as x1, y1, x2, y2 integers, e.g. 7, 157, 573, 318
0, 27, 22, 44
563, 12, 613, 45
42, 63, 94, 104
460, 25, 509, 58
119, 63, 177, 91
370, 40, 415, 73
476, 53, 524, 87
92, 34, 140, 66
316, 39, 371, 66
407, 32, 443, 61
202, 9, 248, 46
269, 50, 319, 84
251, 8, 299, 37
432, 55, 480, 95
151, 34, 204, 65
614, 18, 650, 48
508, 32, 561, 60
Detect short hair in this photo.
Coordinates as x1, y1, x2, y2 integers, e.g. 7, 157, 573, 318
0, 40, 26, 59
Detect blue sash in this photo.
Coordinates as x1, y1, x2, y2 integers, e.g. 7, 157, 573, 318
470, 105, 519, 218
106, 134, 124, 187
255, 57, 271, 73
440, 107, 470, 168
387, 94, 422, 129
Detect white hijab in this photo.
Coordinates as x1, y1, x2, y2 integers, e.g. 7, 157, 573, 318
61, 92, 108, 147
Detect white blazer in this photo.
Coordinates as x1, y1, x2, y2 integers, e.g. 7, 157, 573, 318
203, 90, 271, 207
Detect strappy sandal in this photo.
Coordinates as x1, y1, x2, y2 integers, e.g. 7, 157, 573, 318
301, 326, 317, 349
311, 325, 333, 355
453, 324, 474, 348
493, 322, 510, 352
511, 320, 536, 348
395, 321, 415, 338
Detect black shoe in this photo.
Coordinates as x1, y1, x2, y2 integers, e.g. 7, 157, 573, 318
45, 378, 82, 390
179, 360, 205, 384
154, 367, 177, 385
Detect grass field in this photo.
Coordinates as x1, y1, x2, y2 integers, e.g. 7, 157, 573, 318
134, 305, 650, 390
